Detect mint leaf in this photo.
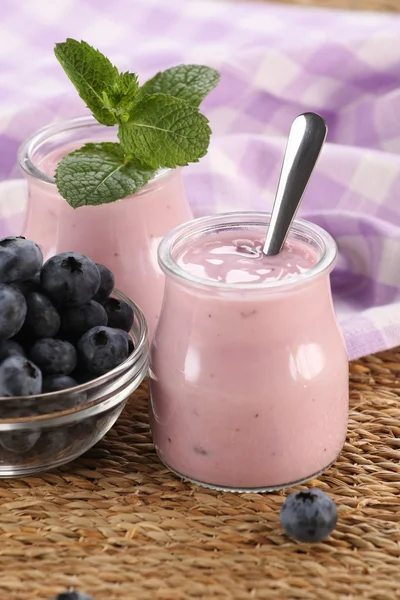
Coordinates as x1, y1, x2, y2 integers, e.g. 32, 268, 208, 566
118, 94, 211, 169
138, 65, 220, 107
55, 143, 155, 208
110, 72, 139, 123
54, 40, 140, 126
55, 39, 120, 126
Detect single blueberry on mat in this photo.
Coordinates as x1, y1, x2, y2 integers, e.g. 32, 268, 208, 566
0, 356, 42, 397
0, 340, 25, 361
43, 374, 78, 393
0, 284, 27, 339
93, 263, 115, 303
60, 300, 107, 341
29, 338, 77, 375
53, 592, 93, 600
0, 236, 43, 283
25, 292, 60, 338
280, 488, 337, 543
103, 297, 134, 332
41, 252, 100, 307
77, 325, 129, 376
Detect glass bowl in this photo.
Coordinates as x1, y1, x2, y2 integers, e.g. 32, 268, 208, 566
0, 290, 149, 477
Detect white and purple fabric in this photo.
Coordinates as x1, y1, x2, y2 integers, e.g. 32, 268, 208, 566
1, 0, 400, 360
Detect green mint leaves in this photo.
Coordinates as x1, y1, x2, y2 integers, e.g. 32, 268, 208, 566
118, 95, 211, 169
138, 65, 221, 107
110, 72, 139, 123
55, 143, 154, 208
54, 40, 120, 127
54, 39, 220, 207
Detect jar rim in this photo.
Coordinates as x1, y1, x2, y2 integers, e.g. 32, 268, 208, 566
17, 114, 170, 187
158, 211, 337, 292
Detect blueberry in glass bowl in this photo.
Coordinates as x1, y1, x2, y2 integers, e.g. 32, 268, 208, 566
0, 289, 148, 476
0, 241, 149, 476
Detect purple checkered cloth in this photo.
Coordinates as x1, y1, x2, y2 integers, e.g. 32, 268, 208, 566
1, 0, 400, 360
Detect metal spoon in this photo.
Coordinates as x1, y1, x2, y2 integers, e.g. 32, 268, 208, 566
262, 112, 327, 256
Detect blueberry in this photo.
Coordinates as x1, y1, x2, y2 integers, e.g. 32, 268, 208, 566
0, 430, 41, 453
60, 300, 107, 341
93, 263, 115, 303
0, 236, 43, 283
53, 592, 93, 600
13, 272, 43, 296
36, 428, 69, 459
0, 284, 27, 339
37, 386, 85, 414
0, 356, 42, 397
25, 292, 60, 338
0, 340, 25, 361
103, 297, 133, 332
72, 369, 96, 384
12, 327, 36, 352
0, 399, 36, 418
41, 252, 100, 307
29, 339, 77, 375
77, 326, 129, 376
120, 330, 135, 355
43, 374, 78, 393
28, 271, 41, 286
280, 489, 337, 543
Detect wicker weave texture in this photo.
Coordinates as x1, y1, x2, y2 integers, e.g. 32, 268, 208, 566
0, 347, 399, 599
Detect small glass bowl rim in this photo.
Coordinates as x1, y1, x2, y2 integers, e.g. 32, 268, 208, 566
0, 289, 148, 409
17, 114, 170, 188
158, 211, 338, 292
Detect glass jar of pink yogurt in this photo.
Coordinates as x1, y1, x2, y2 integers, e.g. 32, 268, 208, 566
17, 116, 192, 339
149, 212, 349, 492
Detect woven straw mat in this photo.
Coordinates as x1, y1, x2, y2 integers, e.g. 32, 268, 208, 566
0, 347, 398, 599
247, 0, 400, 12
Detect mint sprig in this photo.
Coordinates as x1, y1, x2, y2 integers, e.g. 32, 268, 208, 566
55, 143, 155, 208
54, 39, 220, 208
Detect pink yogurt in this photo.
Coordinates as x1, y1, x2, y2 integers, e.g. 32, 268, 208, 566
18, 117, 192, 338
149, 213, 349, 491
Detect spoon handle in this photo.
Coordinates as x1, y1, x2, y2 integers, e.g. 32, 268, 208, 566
263, 112, 327, 256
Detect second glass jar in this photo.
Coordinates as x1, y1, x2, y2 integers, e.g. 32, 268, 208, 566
18, 116, 193, 338
149, 212, 349, 492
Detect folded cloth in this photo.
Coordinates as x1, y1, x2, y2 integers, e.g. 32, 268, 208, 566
1, 0, 400, 360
